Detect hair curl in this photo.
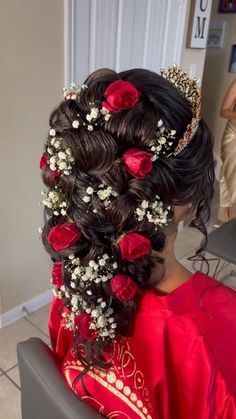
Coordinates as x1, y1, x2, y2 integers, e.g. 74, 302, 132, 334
41, 68, 214, 370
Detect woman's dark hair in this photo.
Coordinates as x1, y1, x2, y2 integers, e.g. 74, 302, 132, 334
41, 68, 214, 370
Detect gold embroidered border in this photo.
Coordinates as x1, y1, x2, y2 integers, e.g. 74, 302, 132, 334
108, 338, 151, 404
64, 364, 152, 419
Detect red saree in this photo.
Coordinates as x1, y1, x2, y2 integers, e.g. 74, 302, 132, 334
49, 272, 236, 418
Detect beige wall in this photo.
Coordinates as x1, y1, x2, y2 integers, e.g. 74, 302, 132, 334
202, 0, 236, 153
0, 0, 64, 313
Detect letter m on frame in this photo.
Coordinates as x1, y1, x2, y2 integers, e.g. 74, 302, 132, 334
189, 0, 212, 48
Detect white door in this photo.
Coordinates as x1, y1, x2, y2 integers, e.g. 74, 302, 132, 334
64, 0, 188, 85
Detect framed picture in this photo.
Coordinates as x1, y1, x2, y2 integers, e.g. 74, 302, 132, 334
187, 0, 212, 49
219, 0, 236, 13
207, 21, 226, 47
229, 45, 236, 73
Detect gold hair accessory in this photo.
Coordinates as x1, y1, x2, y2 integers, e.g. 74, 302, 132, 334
160, 65, 201, 156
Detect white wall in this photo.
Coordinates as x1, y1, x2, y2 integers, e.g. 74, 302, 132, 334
0, 0, 64, 314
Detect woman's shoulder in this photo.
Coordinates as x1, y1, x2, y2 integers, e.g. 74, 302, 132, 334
139, 271, 236, 316
135, 273, 236, 395
192, 272, 236, 315
190, 273, 236, 395
137, 272, 236, 349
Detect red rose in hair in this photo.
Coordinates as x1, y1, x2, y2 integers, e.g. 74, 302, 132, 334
39, 152, 61, 181
74, 313, 98, 341
119, 232, 151, 262
110, 274, 138, 301
102, 80, 141, 112
50, 170, 61, 181
48, 222, 81, 251
40, 153, 48, 169
52, 262, 64, 288
123, 149, 153, 178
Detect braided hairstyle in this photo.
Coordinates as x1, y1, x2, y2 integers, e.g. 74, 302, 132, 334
41, 68, 214, 370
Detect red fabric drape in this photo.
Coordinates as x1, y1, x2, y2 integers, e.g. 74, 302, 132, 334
49, 272, 236, 418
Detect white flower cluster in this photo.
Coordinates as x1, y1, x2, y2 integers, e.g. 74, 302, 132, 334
61, 310, 75, 330
85, 106, 100, 131
135, 196, 170, 228
71, 107, 100, 131
67, 253, 117, 287
97, 183, 118, 208
47, 137, 75, 175
63, 83, 88, 101
72, 105, 111, 132
51, 282, 68, 300
41, 187, 67, 216
150, 119, 176, 161
82, 183, 118, 209
87, 298, 117, 340
63, 83, 112, 132
60, 292, 117, 340
53, 253, 118, 340
101, 106, 112, 121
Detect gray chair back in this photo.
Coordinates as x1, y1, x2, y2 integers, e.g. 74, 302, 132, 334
17, 337, 103, 419
206, 218, 236, 264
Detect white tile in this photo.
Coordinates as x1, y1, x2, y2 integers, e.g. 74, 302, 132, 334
217, 264, 236, 289
6, 366, 20, 388
0, 317, 49, 371
0, 375, 21, 419
221, 275, 236, 290
25, 304, 50, 337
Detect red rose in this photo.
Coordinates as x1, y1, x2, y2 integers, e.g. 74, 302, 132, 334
50, 169, 61, 181
110, 274, 138, 301
52, 261, 64, 288
123, 149, 153, 178
48, 222, 81, 251
102, 80, 141, 112
39, 152, 61, 181
119, 232, 151, 262
74, 313, 98, 341
40, 153, 48, 169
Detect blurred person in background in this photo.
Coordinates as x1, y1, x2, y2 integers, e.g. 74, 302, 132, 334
217, 80, 236, 225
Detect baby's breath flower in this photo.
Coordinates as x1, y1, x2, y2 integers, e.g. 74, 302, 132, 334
49, 128, 56, 137
72, 120, 80, 129
47, 137, 74, 175
41, 187, 68, 216
86, 187, 94, 195
135, 196, 170, 228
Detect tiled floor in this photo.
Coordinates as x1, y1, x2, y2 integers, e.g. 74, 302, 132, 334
0, 225, 235, 419
0, 306, 50, 419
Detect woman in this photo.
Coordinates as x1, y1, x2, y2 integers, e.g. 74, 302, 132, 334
40, 67, 236, 418
218, 80, 236, 224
